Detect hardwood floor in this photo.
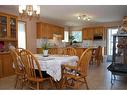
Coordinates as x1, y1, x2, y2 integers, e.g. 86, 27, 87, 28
0, 62, 127, 90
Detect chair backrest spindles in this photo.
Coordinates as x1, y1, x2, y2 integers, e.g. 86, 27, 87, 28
63, 47, 76, 56
10, 48, 24, 75
78, 48, 92, 76
20, 49, 43, 79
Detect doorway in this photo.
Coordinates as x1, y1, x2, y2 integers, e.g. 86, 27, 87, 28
107, 28, 118, 61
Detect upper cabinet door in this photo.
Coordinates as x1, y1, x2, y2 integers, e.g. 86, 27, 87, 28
47, 24, 53, 39
37, 22, 46, 38
36, 22, 64, 39
9, 16, 18, 39
37, 22, 42, 38
0, 14, 8, 38
59, 28, 64, 40
0, 12, 18, 50
82, 26, 105, 40
82, 28, 93, 40
0, 13, 18, 40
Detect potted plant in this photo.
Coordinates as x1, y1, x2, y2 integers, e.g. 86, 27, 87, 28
69, 35, 75, 45
41, 41, 49, 57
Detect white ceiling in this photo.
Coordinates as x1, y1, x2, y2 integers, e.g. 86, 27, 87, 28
0, 5, 127, 26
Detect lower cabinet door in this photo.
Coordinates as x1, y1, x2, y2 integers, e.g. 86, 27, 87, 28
2, 53, 14, 77
0, 55, 3, 78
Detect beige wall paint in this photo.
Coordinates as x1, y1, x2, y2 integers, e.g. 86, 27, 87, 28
26, 20, 37, 53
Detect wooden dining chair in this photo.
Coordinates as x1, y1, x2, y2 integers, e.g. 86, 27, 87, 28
10, 48, 25, 89
20, 49, 53, 89
61, 48, 92, 89
63, 47, 76, 56
91, 46, 102, 65
48, 48, 58, 55
57, 48, 64, 55
48, 48, 64, 55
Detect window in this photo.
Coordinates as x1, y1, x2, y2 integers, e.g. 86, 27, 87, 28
107, 28, 118, 55
72, 31, 82, 42
18, 21, 26, 49
62, 31, 69, 42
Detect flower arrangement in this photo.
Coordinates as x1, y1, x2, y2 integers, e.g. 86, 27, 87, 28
69, 35, 75, 45
41, 38, 50, 50
41, 38, 50, 56
41, 42, 49, 50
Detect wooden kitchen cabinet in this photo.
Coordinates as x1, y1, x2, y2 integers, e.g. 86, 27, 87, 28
82, 26, 105, 40
47, 24, 53, 39
0, 12, 18, 48
94, 27, 104, 38
0, 12, 17, 78
0, 52, 14, 78
36, 22, 46, 38
36, 22, 64, 39
0, 55, 2, 78
82, 28, 93, 40
59, 27, 64, 40
52, 25, 64, 40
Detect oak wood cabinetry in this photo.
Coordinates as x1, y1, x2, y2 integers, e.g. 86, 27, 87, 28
82, 28, 93, 40
82, 26, 105, 40
37, 22, 64, 39
0, 12, 18, 47
0, 12, 18, 78
0, 52, 14, 78
0, 55, 2, 78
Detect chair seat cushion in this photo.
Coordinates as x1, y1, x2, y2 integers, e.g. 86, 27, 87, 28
107, 63, 127, 73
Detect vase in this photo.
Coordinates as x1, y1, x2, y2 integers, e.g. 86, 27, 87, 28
43, 50, 48, 57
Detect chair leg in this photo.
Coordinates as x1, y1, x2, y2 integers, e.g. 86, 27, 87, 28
76, 81, 80, 89
61, 77, 67, 89
21, 76, 24, 89
84, 77, 89, 89
61, 78, 65, 88
49, 78, 54, 88
96, 60, 99, 65
111, 73, 115, 85
114, 75, 116, 80
90, 58, 94, 65
15, 75, 19, 88
37, 82, 39, 90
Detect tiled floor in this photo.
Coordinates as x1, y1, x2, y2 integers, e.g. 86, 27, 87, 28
0, 62, 127, 90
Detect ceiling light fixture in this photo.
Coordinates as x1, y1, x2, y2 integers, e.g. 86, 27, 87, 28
19, 5, 40, 20
77, 14, 91, 21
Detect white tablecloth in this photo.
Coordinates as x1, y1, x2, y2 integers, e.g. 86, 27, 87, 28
34, 54, 79, 81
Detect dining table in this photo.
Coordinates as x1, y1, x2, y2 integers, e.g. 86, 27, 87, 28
34, 54, 79, 81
